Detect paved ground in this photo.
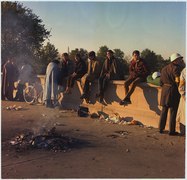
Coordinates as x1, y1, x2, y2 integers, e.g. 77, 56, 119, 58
1, 100, 185, 178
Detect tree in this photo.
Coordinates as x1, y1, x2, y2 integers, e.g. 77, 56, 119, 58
156, 55, 170, 71
69, 48, 88, 61
97, 45, 109, 63
1, 1, 50, 66
141, 48, 168, 74
113, 49, 128, 79
35, 42, 60, 74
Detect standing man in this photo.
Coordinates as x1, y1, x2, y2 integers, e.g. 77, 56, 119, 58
2, 58, 19, 101
80, 51, 101, 101
119, 50, 148, 105
159, 53, 185, 135
97, 50, 117, 103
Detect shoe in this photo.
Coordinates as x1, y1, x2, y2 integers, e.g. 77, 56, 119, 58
46, 100, 54, 108
99, 97, 104, 103
159, 130, 164, 134
95, 93, 100, 98
119, 100, 125, 105
119, 98, 131, 105
169, 132, 179, 136
124, 98, 131, 104
80, 93, 87, 99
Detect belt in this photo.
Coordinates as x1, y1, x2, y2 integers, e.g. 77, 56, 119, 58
163, 83, 173, 87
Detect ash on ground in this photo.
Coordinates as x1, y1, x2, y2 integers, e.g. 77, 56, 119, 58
9, 127, 82, 152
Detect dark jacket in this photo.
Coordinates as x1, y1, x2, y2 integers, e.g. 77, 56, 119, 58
61, 60, 74, 77
160, 62, 182, 107
100, 57, 117, 79
129, 59, 148, 80
75, 60, 87, 77
58, 60, 75, 85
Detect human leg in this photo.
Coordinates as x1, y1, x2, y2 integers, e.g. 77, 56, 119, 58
81, 78, 90, 99
159, 106, 169, 133
119, 77, 138, 105
125, 77, 143, 100
169, 106, 179, 135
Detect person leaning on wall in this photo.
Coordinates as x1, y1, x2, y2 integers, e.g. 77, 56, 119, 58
159, 53, 185, 136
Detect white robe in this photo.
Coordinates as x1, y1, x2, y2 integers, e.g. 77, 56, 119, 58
43, 62, 59, 101
177, 68, 186, 125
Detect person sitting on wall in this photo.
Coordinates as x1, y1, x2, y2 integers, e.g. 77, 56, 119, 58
96, 50, 117, 103
2, 58, 19, 101
58, 53, 74, 92
80, 51, 101, 102
146, 71, 161, 86
119, 50, 149, 105
65, 53, 87, 94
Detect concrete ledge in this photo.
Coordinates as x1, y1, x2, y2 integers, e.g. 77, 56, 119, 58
38, 75, 175, 131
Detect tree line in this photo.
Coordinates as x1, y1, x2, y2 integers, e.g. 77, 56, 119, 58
1, 1, 170, 78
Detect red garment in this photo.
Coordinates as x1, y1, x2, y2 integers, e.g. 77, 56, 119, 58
129, 59, 148, 79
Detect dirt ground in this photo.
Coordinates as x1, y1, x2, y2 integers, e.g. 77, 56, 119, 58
1, 100, 185, 178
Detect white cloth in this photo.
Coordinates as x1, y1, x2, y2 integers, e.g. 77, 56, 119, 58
177, 68, 186, 125
43, 62, 59, 101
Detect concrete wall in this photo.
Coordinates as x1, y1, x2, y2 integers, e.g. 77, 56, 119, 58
38, 75, 174, 130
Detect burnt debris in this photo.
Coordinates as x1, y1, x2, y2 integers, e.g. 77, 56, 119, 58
9, 127, 82, 152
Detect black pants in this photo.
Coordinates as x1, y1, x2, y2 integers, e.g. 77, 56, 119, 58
98, 75, 110, 97
124, 76, 144, 100
14, 83, 25, 101
83, 79, 91, 95
159, 105, 179, 133
67, 74, 83, 88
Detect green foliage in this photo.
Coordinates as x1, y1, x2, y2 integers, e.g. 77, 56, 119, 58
113, 49, 129, 79
141, 49, 166, 74
34, 42, 60, 74
97, 45, 109, 63
1, 1, 50, 66
69, 48, 88, 61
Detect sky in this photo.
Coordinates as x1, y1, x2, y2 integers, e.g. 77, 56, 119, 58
21, 1, 186, 59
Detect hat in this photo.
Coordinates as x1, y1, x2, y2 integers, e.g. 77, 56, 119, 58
170, 53, 183, 62
152, 72, 161, 80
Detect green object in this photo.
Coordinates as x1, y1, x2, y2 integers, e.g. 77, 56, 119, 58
147, 75, 161, 86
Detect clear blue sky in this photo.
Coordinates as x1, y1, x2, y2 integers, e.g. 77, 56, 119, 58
21, 1, 186, 59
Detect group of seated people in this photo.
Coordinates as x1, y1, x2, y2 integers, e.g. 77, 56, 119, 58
43, 49, 153, 107
43, 51, 186, 136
